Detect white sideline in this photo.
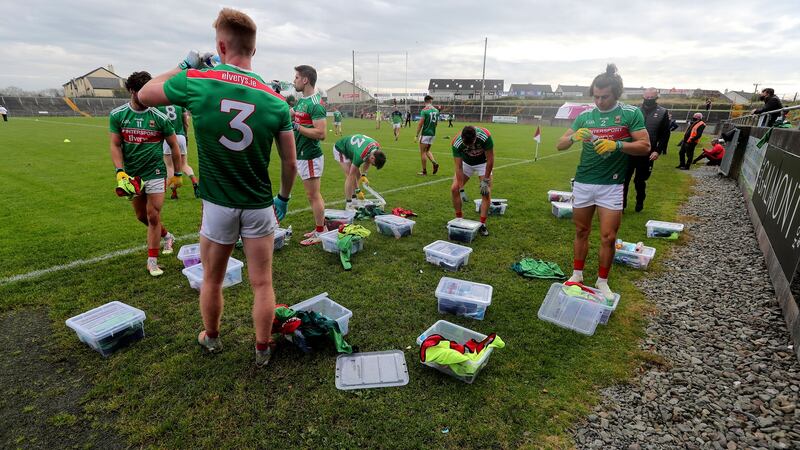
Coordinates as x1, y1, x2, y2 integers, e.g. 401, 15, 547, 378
0, 134, 575, 285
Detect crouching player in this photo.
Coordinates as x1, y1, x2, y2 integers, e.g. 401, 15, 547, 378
450, 125, 494, 236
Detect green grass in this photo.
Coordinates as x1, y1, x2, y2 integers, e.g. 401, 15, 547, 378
0, 116, 701, 448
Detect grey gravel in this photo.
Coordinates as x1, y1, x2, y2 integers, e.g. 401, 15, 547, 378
573, 166, 800, 449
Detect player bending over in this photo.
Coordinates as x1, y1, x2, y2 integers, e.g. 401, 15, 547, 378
450, 125, 494, 236
332, 134, 387, 207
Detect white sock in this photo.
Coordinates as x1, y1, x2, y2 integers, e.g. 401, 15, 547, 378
595, 278, 614, 300
568, 270, 583, 283
147, 256, 158, 266
163, 232, 173, 241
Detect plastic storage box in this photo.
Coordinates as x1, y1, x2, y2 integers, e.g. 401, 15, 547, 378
324, 209, 356, 230
290, 292, 352, 335
177, 243, 201, 268
320, 229, 364, 254
374, 214, 415, 238
65, 301, 146, 357
614, 242, 656, 269
416, 320, 494, 384
435, 277, 493, 320
547, 190, 574, 203
423, 240, 474, 271
181, 257, 244, 291
335, 350, 409, 390
446, 218, 482, 243
551, 201, 573, 219
646, 220, 684, 238
473, 198, 508, 215
538, 283, 606, 335
274, 227, 292, 250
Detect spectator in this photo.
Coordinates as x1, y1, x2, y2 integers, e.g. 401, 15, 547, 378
692, 138, 725, 166
752, 88, 783, 127
625, 88, 670, 212
677, 112, 705, 170
668, 112, 678, 131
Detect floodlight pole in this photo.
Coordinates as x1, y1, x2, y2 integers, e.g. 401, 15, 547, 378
377, 53, 380, 112
479, 37, 487, 122
352, 51, 356, 119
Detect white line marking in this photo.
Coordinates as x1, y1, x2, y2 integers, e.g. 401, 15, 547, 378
380, 145, 527, 161
16, 117, 107, 128
0, 139, 574, 285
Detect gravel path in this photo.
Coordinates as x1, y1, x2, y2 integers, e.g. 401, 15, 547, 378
574, 166, 800, 449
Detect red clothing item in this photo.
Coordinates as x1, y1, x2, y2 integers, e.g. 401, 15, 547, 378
707, 143, 725, 160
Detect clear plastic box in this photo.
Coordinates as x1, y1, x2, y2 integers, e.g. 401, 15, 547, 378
274, 227, 292, 250
614, 242, 656, 269
374, 214, 415, 238
416, 320, 494, 384
324, 209, 356, 230
447, 218, 482, 243
547, 190, 574, 203
65, 301, 146, 357
436, 277, 493, 320
320, 229, 364, 254
423, 240, 474, 271
289, 292, 352, 335
538, 283, 607, 335
646, 220, 685, 238
177, 243, 201, 268
551, 201, 573, 219
181, 257, 244, 291
473, 198, 508, 215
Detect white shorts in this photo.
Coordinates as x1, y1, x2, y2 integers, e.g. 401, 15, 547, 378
200, 200, 278, 245
142, 178, 166, 195
296, 155, 324, 180
393, 123, 401, 129
334, 121, 342, 126
572, 181, 624, 210
162, 135, 187, 155
332, 146, 351, 164
420, 135, 435, 145
462, 162, 491, 178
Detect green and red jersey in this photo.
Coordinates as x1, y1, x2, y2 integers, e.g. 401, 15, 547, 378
333, 110, 343, 123
451, 127, 494, 166
571, 103, 645, 185
157, 105, 186, 136
163, 64, 292, 208
420, 106, 439, 136
335, 134, 380, 167
109, 103, 174, 180
293, 93, 327, 160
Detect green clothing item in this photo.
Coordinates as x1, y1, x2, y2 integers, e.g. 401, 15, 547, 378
109, 103, 175, 181
756, 119, 793, 148
157, 105, 186, 136
571, 103, 646, 185
451, 126, 494, 166
511, 258, 566, 280
421, 335, 504, 376
336, 225, 371, 270
335, 134, 380, 166
391, 110, 403, 124
333, 111, 343, 123
274, 306, 352, 354
293, 92, 327, 160
420, 106, 439, 136
354, 205, 385, 220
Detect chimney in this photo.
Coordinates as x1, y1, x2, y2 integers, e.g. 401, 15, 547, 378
107, 64, 115, 74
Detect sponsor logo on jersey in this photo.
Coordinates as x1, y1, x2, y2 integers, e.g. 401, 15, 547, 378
614, 115, 621, 124
121, 127, 163, 144
589, 126, 631, 141
149, 120, 155, 128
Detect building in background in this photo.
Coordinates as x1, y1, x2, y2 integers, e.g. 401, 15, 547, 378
555, 85, 590, 98
508, 83, 553, 98
428, 79, 504, 101
63, 66, 125, 98
725, 90, 755, 105
326, 80, 373, 104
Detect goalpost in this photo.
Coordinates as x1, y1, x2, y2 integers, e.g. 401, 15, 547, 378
352, 50, 411, 119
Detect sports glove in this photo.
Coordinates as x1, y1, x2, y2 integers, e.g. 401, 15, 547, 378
273, 194, 290, 221
168, 172, 183, 188
359, 174, 369, 186
116, 170, 129, 182
116, 176, 142, 198
459, 189, 469, 203
355, 188, 366, 200
179, 51, 215, 70
594, 139, 621, 155
293, 122, 300, 131
479, 178, 491, 196
571, 128, 593, 142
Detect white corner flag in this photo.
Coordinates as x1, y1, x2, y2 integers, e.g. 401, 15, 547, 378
533, 126, 541, 161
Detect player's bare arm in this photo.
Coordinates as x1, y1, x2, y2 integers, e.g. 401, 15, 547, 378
110, 133, 124, 169
296, 117, 327, 141
276, 130, 297, 199
138, 67, 182, 107
621, 129, 651, 156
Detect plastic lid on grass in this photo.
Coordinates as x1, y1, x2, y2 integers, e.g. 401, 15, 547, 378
374, 214, 415, 225
645, 220, 684, 232
65, 301, 146, 340
446, 218, 482, 230
177, 244, 200, 261
335, 350, 409, 390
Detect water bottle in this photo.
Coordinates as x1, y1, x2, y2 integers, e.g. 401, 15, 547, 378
635, 242, 644, 253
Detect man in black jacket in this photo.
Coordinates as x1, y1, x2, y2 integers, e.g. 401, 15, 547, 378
625, 88, 670, 212
752, 88, 783, 127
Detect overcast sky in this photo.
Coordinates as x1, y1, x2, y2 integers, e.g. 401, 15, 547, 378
2, 0, 800, 98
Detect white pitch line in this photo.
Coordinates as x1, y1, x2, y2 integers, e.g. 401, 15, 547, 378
15, 117, 107, 128
380, 145, 528, 161
0, 142, 575, 285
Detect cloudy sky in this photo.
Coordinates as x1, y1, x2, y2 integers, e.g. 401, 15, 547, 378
2, 0, 800, 98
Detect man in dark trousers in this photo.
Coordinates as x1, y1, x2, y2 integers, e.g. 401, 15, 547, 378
677, 112, 705, 170
752, 88, 783, 127
625, 88, 670, 212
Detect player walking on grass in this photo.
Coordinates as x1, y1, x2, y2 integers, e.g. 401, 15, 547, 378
450, 126, 494, 236
138, 8, 298, 367
415, 95, 440, 175
292, 65, 329, 246
158, 104, 199, 198
332, 134, 387, 207
391, 107, 403, 141
556, 64, 650, 301
109, 71, 181, 277
332, 106, 343, 136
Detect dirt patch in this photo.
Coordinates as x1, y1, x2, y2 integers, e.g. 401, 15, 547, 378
0, 309, 124, 449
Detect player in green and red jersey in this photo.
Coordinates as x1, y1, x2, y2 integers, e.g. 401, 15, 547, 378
450, 126, 494, 236
332, 106, 343, 136
415, 95, 440, 175
291, 65, 328, 246
391, 107, 403, 141
110, 71, 182, 277
138, 8, 298, 367
158, 104, 199, 199
332, 134, 387, 206
556, 64, 650, 301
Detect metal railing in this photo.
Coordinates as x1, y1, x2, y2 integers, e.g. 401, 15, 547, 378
725, 104, 800, 127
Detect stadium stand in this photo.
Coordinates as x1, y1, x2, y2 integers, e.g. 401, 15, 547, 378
0, 96, 129, 117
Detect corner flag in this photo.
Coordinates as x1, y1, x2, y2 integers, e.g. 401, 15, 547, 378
533, 126, 541, 144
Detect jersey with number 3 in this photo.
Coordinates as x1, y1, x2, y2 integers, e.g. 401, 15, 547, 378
163, 64, 292, 208
420, 107, 439, 136
335, 134, 380, 166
